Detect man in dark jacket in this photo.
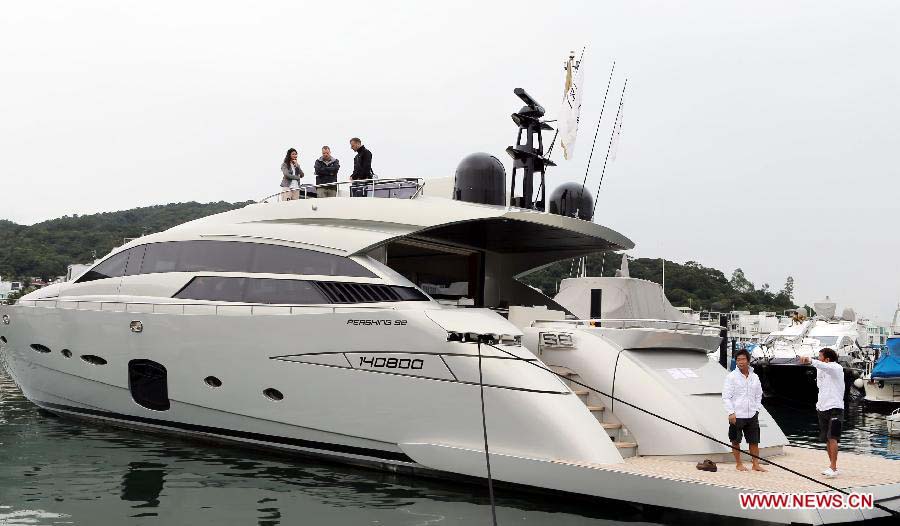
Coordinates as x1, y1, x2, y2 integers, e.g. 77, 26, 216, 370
314, 146, 340, 197
349, 137, 373, 196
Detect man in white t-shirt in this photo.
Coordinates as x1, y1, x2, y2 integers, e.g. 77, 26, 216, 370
722, 349, 767, 472
800, 348, 846, 478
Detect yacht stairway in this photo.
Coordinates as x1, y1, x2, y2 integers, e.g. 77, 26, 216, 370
548, 364, 638, 457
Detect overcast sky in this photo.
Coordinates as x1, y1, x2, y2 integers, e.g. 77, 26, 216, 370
1, 1, 898, 322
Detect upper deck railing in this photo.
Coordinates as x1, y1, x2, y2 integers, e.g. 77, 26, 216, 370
531, 318, 725, 337
258, 178, 425, 204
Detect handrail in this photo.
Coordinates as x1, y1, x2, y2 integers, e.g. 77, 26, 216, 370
531, 317, 725, 336
14, 297, 402, 316
258, 178, 424, 203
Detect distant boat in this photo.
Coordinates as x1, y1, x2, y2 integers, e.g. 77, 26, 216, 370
858, 304, 900, 404
750, 297, 868, 403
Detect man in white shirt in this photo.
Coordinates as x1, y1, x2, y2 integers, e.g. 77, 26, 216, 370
800, 348, 845, 478
722, 349, 766, 471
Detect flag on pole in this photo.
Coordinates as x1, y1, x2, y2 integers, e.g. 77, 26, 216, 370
559, 52, 585, 160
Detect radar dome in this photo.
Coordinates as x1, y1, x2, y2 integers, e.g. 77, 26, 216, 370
814, 296, 837, 319
841, 307, 856, 322
453, 153, 506, 206
548, 182, 593, 221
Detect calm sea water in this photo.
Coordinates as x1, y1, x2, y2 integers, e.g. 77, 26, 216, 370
1, 369, 898, 526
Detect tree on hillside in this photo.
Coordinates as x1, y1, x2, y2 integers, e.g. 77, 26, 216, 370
782, 276, 795, 300
730, 268, 753, 294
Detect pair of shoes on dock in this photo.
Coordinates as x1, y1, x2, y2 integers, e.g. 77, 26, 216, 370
696, 459, 717, 472
821, 467, 840, 478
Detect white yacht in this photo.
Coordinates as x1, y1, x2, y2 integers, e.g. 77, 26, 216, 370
751, 297, 868, 402
2, 90, 899, 524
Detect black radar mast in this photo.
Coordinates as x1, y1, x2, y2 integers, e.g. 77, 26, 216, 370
506, 88, 556, 210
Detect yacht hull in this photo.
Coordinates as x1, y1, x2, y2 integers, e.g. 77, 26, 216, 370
754, 362, 856, 405
863, 378, 900, 404
0, 300, 621, 471
4, 302, 900, 524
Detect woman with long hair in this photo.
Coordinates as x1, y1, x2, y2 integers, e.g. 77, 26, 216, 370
280, 148, 304, 200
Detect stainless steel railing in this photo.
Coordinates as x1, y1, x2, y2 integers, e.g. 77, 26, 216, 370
531, 318, 725, 336
258, 178, 424, 203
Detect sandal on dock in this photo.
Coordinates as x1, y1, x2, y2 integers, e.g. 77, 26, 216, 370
696, 459, 717, 472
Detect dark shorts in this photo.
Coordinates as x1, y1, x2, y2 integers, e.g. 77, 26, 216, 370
728, 412, 761, 444
817, 408, 843, 442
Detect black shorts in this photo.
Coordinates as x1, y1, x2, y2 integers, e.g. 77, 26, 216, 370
817, 408, 843, 442
728, 412, 761, 444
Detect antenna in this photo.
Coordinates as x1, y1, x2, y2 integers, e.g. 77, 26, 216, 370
506, 89, 555, 210
590, 79, 628, 220
578, 61, 616, 203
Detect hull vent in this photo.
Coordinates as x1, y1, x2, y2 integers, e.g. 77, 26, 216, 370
81, 355, 107, 365
315, 282, 427, 304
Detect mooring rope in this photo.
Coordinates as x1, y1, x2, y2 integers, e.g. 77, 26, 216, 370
476, 341, 499, 526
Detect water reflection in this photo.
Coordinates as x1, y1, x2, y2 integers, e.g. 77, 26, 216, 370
121, 462, 166, 508
2, 369, 899, 525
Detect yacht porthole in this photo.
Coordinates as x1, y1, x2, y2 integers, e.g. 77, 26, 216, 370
61, 349, 73, 358
263, 388, 284, 401
2, 314, 9, 325
0, 336, 7, 344
80, 355, 108, 365
30, 344, 51, 354
204, 376, 223, 388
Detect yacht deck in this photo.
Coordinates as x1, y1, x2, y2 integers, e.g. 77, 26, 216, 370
596, 446, 900, 494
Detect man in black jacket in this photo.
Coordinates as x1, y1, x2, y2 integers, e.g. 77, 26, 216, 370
349, 137, 373, 196
313, 146, 340, 197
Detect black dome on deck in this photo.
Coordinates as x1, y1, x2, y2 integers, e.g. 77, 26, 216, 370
548, 182, 593, 221
454, 153, 506, 206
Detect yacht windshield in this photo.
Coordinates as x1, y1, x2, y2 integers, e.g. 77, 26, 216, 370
810, 336, 839, 346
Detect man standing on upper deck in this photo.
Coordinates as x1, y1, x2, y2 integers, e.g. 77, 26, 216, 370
349, 137, 373, 196
722, 349, 767, 472
314, 146, 340, 198
800, 348, 845, 478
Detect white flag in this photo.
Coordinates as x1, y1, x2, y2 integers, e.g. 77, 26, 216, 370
559, 55, 585, 160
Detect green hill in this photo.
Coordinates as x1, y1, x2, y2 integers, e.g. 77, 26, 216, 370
0, 201, 250, 280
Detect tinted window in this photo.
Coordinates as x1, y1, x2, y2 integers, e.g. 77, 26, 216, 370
180, 241, 253, 272
125, 245, 146, 276
76, 250, 130, 283
141, 243, 181, 273
175, 276, 248, 303
140, 241, 374, 277
174, 276, 426, 305
244, 278, 325, 304
175, 276, 328, 304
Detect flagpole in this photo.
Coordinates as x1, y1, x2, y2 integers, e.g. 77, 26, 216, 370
535, 47, 585, 206
589, 78, 628, 220
545, 46, 586, 159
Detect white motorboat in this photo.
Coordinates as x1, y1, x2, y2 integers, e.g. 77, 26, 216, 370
751, 297, 869, 402
858, 305, 900, 404
2, 90, 899, 524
